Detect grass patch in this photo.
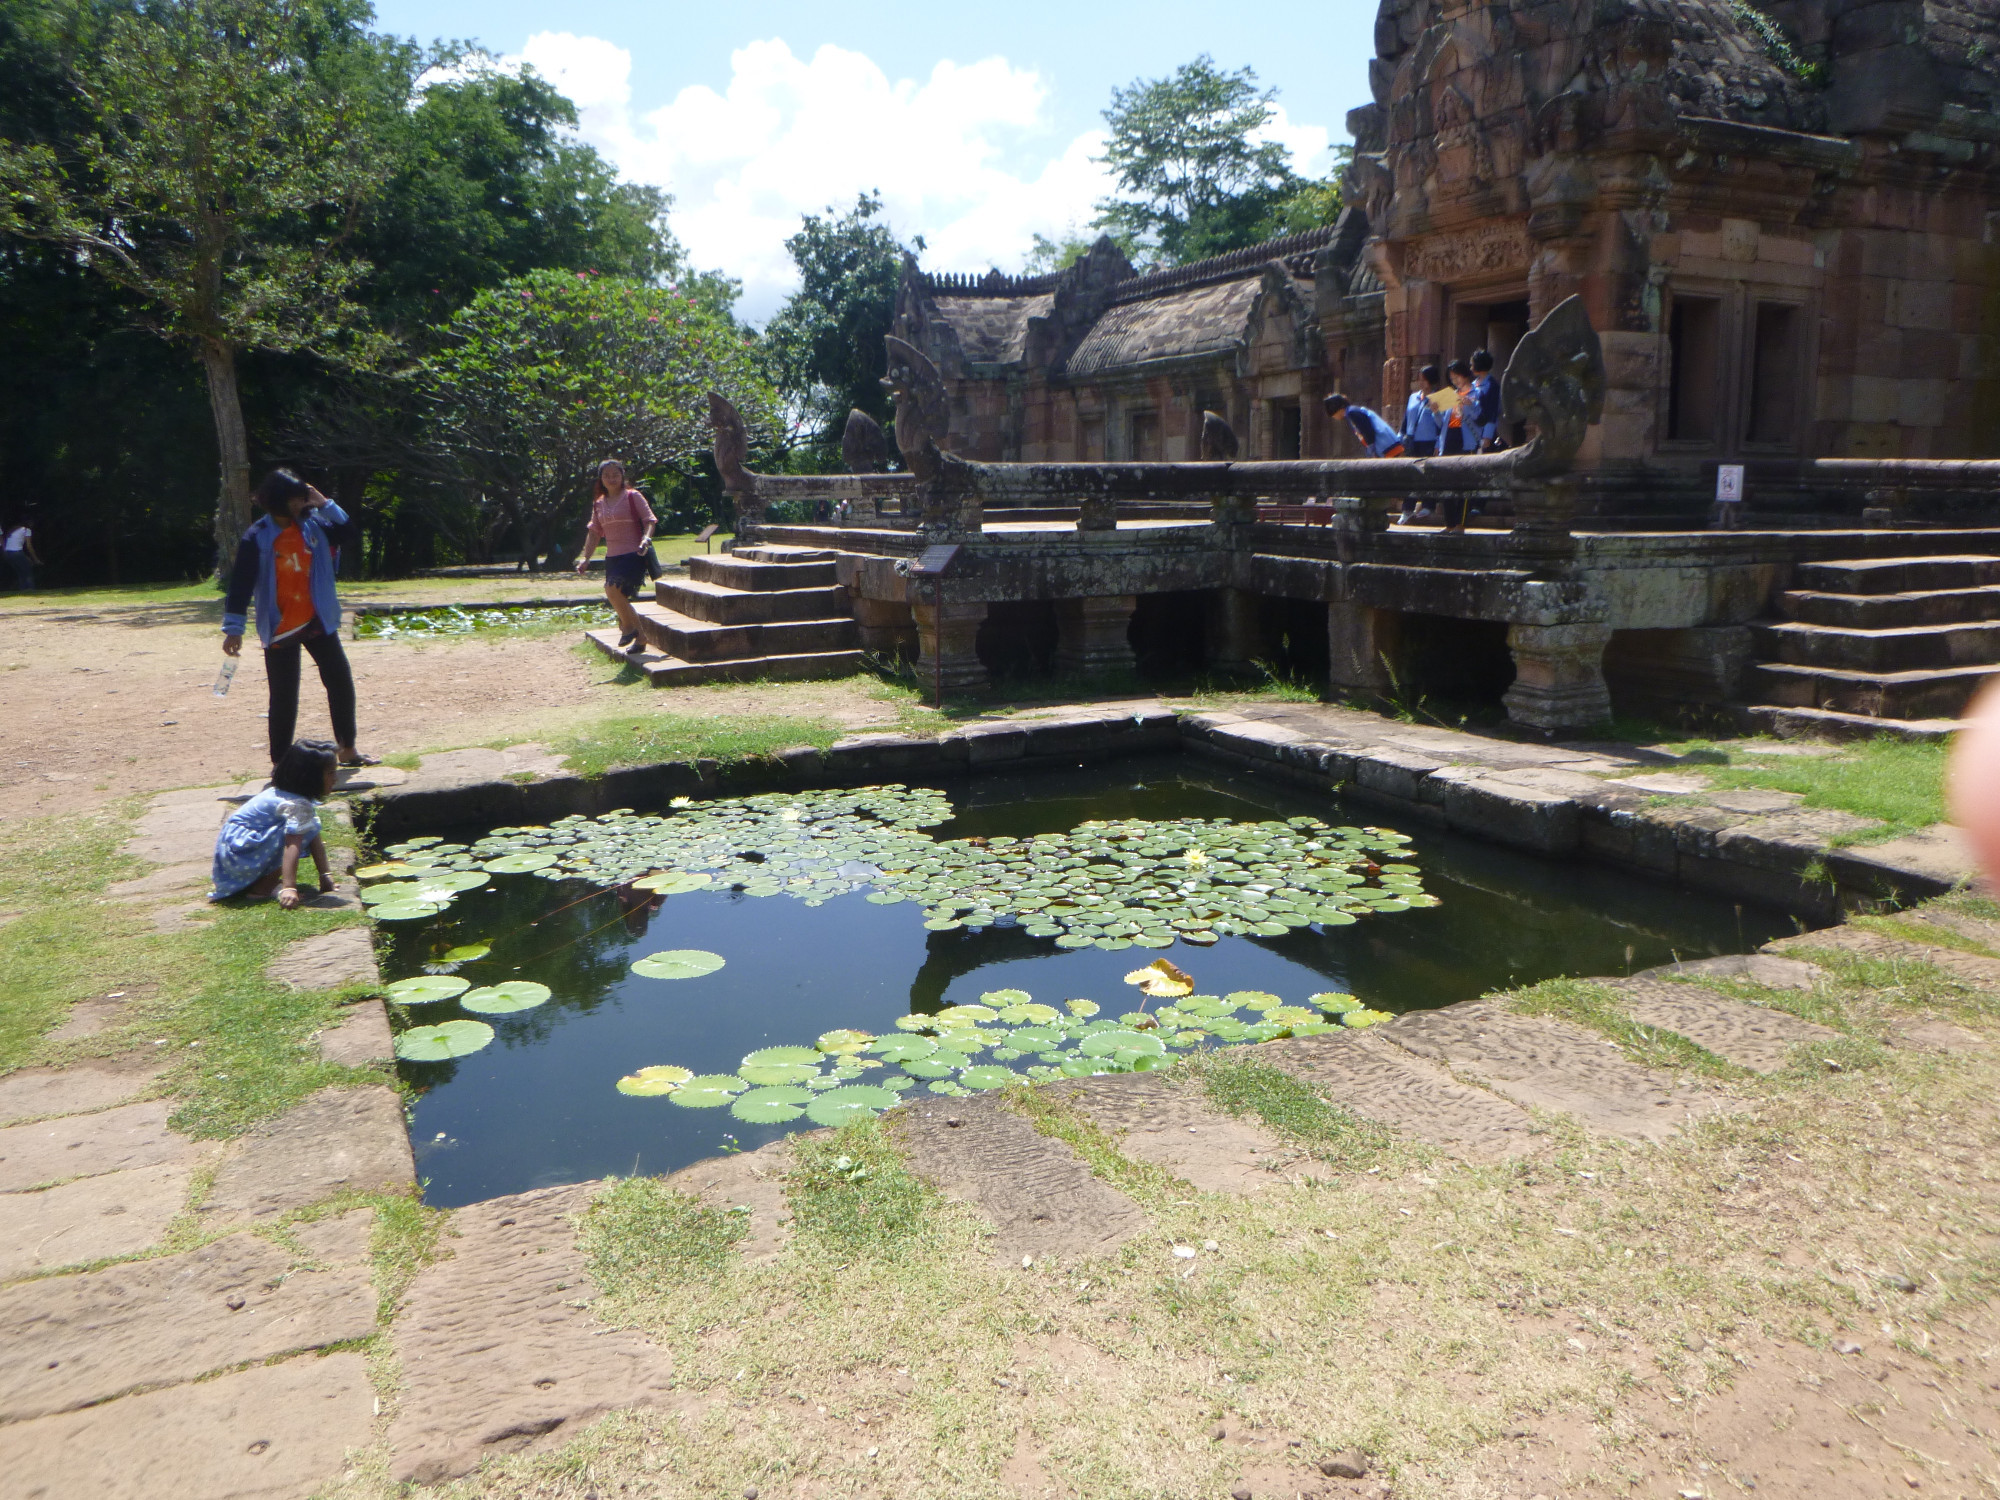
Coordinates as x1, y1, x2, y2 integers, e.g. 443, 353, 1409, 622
1504, 977, 1748, 1080
1783, 945, 1999, 1025
365, 1193, 448, 1317
538, 712, 849, 777
1003, 1081, 1187, 1204
579, 1178, 748, 1295
786, 1118, 939, 1261
1192, 1054, 1406, 1171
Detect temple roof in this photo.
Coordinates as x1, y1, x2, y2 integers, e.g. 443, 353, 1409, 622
925, 293, 1054, 366
1061, 277, 1267, 378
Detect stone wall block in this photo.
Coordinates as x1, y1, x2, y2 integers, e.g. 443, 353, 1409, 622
1353, 749, 1443, 804
820, 734, 952, 780
1441, 777, 1582, 856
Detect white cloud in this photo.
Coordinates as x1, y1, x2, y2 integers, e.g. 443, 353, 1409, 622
501, 34, 1334, 323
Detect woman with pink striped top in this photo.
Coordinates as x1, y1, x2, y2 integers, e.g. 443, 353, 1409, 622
573, 459, 657, 651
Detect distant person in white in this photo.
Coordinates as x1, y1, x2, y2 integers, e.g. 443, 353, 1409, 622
3, 516, 40, 590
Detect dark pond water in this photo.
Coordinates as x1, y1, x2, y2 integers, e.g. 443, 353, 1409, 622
381, 755, 1800, 1206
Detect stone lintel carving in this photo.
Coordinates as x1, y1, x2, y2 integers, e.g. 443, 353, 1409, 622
1401, 219, 1531, 282
841, 408, 889, 475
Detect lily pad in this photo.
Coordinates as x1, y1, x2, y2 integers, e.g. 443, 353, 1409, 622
935, 1004, 997, 1025
804, 1084, 899, 1127
459, 981, 551, 1014
1080, 1029, 1166, 1059
384, 975, 470, 1005
956, 1064, 1016, 1090
441, 942, 492, 963
731, 1085, 814, 1123
868, 1035, 938, 1063
1065, 999, 1100, 1017
667, 1073, 748, 1108
616, 1064, 693, 1096
632, 871, 713, 895
394, 1019, 494, 1062
370, 901, 443, 922
738, 1062, 820, 1086
743, 1045, 822, 1067
483, 852, 558, 874
631, 949, 727, 981
356, 862, 416, 880
979, 988, 1031, 1006
816, 1028, 873, 1055
899, 1057, 956, 1079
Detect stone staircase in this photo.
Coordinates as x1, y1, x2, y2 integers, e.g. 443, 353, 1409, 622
584, 545, 863, 686
1746, 554, 2000, 737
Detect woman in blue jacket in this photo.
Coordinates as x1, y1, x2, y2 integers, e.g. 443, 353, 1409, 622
221, 470, 377, 769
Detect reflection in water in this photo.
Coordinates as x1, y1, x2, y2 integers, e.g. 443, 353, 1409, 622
386, 756, 1798, 1206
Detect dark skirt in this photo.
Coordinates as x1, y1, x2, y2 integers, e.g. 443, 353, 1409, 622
604, 552, 648, 599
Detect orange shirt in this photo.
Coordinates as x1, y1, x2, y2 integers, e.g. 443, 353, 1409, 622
272, 526, 315, 639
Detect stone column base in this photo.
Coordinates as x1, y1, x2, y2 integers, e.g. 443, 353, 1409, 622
1328, 600, 1402, 691
852, 596, 917, 660
1204, 588, 1263, 675
1503, 622, 1612, 731
1054, 595, 1137, 677
912, 599, 989, 693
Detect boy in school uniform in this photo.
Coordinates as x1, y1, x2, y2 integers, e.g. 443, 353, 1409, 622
1322, 394, 1405, 458
1468, 348, 1502, 453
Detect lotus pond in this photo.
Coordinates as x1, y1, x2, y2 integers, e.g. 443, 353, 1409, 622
354, 603, 610, 639
365, 756, 1795, 1205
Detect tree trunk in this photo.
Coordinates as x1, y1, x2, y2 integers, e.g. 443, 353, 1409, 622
200, 338, 252, 577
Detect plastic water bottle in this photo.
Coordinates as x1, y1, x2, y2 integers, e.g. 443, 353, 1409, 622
212, 658, 238, 697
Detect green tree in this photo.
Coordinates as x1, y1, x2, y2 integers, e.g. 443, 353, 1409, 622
0, 0, 400, 567
1093, 56, 1307, 266
763, 191, 914, 461
416, 268, 776, 569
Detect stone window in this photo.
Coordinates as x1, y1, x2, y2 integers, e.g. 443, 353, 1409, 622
1667, 295, 1723, 443
1129, 410, 1162, 461
1079, 414, 1105, 460
1746, 301, 1801, 446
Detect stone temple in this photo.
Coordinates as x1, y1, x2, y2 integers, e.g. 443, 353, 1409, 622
897, 0, 2000, 520
593, 0, 2000, 739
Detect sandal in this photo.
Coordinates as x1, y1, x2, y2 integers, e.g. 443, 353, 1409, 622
617, 633, 638, 651
338, 752, 381, 768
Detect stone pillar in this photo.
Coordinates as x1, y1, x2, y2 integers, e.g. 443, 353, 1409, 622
852, 595, 916, 659
1053, 595, 1137, 678
912, 598, 989, 693
1328, 601, 1402, 691
1205, 588, 1263, 675
1503, 622, 1612, 732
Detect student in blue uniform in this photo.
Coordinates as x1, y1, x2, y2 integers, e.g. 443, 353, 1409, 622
1468, 348, 1502, 452
1322, 394, 1404, 457
1401, 365, 1445, 458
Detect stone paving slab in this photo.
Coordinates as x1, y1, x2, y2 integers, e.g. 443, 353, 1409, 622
0, 1161, 198, 1282
1638, 953, 1822, 990
388, 1182, 676, 1486
1257, 1030, 1541, 1161
1599, 977, 1841, 1073
0, 1056, 167, 1128
0, 1229, 377, 1422
266, 927, 378, 992
1051, 1073, 1332, 1194
315, 1002, 393, 1068
0, 1349, 373, 1500
1767, 925, 2000, 985
1379, 1002, 1729, 1142
0, 1099, 197, 1192
891, 1094, 1147, 1261
200, 1086, 414, 1221
121, 788, 233, 866
663, 1138, 793, 1262
104, 861, 210, 900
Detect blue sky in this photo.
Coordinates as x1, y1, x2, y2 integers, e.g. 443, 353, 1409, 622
370, 0, 1379, 320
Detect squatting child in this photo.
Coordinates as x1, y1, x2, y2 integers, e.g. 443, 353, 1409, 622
210, 740, 338, 909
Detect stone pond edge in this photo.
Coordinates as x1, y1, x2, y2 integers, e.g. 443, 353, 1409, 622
350, 707, 1958, 923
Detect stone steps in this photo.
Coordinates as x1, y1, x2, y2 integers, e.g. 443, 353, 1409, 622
630, 600, 857, 662
657, 576, 850, 624
1751, 659, 2000, 719
1779, 584, 2000, 630
1744, 704, 1959, 742
583, 627, 861, 685
689, 553, 838, 591
1753, 618, 2000, 673
1744, 554, 2000, 730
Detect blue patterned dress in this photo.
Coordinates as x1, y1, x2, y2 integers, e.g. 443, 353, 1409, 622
210, 788, 321, 900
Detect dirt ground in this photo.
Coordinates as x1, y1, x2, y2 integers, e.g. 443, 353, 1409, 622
0, 596, 899, 825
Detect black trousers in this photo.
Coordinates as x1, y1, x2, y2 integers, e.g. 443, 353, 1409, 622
265, 623, 356, 763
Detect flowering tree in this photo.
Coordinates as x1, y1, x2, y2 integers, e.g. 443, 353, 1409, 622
417, 268, 776, 568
